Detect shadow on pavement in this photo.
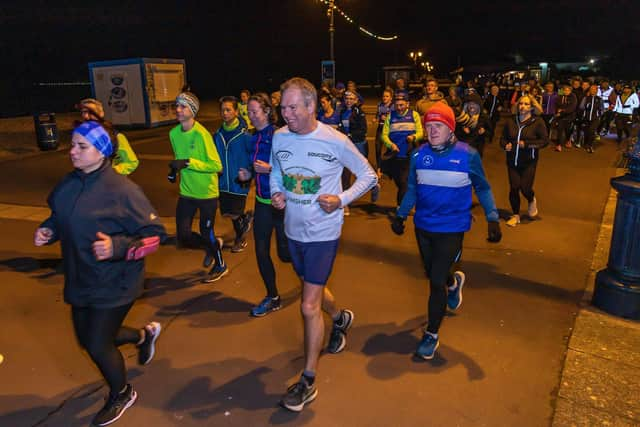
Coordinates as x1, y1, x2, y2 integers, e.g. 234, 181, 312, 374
357, 316, 485, 382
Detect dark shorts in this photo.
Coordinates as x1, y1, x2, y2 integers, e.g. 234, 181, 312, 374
219, 192, 247, 217
287, 238, 339, 286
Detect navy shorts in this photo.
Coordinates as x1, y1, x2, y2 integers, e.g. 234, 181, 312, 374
287, 238, 339, 285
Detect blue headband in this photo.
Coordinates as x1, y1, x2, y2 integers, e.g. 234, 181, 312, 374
73, 121, 113, 157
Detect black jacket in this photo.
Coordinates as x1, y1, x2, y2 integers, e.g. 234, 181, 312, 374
337, 105, 367, 143
556, 93, 577, 120
500, 115, 549, 167
41, 160, 166, 308
579, 96, 604, 122
483, 94, 503, 120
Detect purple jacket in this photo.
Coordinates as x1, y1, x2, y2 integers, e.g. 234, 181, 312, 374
542, 92, 558, 115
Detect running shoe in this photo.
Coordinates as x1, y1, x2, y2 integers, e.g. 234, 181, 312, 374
371, 183, 380, 203
203, 263, 228, 283
250, 296, 281, 317
528, 197, 538, 218
138, 321, 161, 365
92, 384, 137, 427
506, 214, 520, 227
554, 145, 562, 152
280, 376, 318, 412
231, 239, 248, 253
415, 332, 439, 360
237, 211, 254, 241
447, 271, 465, 311
327, 309, 354, 354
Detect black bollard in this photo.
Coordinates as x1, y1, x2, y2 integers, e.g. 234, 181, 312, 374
593, 138, 640, 319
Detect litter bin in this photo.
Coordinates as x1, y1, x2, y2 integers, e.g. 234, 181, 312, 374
33, 112, 59, 151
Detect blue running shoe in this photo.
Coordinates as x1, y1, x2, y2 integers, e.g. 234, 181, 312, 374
447, 271, 465, 311
250, 296, 281, 317
415, 332, 439, 360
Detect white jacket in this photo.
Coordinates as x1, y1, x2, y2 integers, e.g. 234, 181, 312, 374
614, 92, 639, 115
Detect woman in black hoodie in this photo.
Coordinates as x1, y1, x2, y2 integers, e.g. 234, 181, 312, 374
34, 121, 166, 426
500, 95, 549, 227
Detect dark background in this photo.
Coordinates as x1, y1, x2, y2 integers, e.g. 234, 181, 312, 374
1, 0, 639, 117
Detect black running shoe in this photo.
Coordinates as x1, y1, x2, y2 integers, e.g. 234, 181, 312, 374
138, 321, 161, 365
92, 384, 137, 426
280, 376, 318, 412
203, 263, 228, 283
327, 309, 354, 354
237, 211, 254, 241
231, 239, 248, 253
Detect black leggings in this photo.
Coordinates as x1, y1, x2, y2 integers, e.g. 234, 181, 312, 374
176, 196, 222, 260
580, 120, 599, 149
253, 200, 290, 297
556, 117, 572, 145
507, 161, 537, 215
415, 229, 464, 335
72, 304, 139, 398
615, 113, 632, 142
388, 158, 410, 206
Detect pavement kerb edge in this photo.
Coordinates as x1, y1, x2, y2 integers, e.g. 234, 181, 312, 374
550, 168, 624, 426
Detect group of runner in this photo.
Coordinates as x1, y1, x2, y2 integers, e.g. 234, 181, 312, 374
38, 70, 640, 424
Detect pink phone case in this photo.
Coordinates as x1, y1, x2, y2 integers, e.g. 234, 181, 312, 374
126, 236, 160, 261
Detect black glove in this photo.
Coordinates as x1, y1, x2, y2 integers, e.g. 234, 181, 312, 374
167, 167, 177, 183
391, 215, 406, 235
487, 221, 502, 243
169, 159, 189, 170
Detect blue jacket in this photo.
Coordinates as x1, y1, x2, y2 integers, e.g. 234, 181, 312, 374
398, 141, 499, 232
213, 120, 253, 195
249, 124, 276, 203
40, 160, 166, 308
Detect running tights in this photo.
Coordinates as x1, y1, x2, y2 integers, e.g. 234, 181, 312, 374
72, 303, 139, 398
415, 229, 464, 335
507, 162, 537, 215
253, 200, 290, 297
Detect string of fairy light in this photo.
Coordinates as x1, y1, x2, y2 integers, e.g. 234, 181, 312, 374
316, 0, 398, 41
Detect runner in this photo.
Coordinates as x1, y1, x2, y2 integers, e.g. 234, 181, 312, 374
239, 89, 254, 130
577, 84, 604, 153
338, 90, 378, 204
34, 121, 165, 426
391, 103, 502, 360
501, 95, 549, 227
270, 77, 377, 411
381, 92, 424, 206
213, 96, 254, 253
76, 98, 139, 175
169, 92, 227, 283
238, 93, 291, 317
374, 89, 394, 176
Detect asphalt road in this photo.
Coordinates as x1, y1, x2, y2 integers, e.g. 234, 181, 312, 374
0, 110, 623, 426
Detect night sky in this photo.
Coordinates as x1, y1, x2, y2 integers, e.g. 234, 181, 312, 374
1, 1, 638, 115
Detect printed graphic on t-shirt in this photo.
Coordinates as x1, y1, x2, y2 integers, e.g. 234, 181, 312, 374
282, 167, 321, 195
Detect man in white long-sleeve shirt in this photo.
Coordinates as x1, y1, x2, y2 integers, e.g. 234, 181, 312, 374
270, 77, 377, 412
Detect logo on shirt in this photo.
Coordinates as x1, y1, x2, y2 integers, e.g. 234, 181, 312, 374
282, 172, 321, 195
449, 159, 461, 164
307, 152, 337, 162
276, 150, 293, 161
423, 155, 434, 167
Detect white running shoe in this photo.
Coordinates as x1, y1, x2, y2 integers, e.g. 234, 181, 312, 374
506, 214, 520, 227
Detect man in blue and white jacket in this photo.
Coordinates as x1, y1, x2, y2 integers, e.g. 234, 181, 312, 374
391, 102, 502, 360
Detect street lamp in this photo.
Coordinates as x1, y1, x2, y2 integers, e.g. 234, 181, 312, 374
328, 0, 335, 61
